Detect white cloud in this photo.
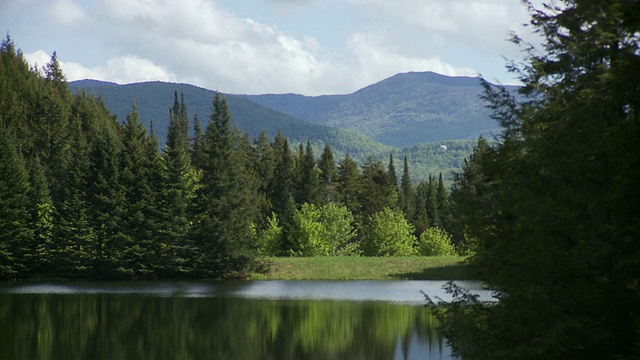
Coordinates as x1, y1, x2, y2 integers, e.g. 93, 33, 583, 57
50, 0, 86, 25
7, 0, 532, 95
347, 31, 478, 85
25, 50, 176, 84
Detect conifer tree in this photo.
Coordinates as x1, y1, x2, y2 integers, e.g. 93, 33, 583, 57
442, 1, 640, 358
54, 114, 92, 277
0, 124, 32, 279
359, 157, 398, 220
86, 127, 127, 278
336, 153, 362, 216
411, 180, 431, 237
270, 131, 296, 226
317, 143, 338, 204
398, 155, 415, 221
26, 156, 54, 276
119, 105, 154, 278
191, 93, 259, 278
295, 140, 321, 206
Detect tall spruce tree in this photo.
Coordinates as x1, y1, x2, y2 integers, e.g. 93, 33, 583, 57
336, 153, 362, 216
0, 124, 32, 279
442, 1, 640, 359
317, 143, 338, 204
191, 93, 259, 278
398, 155, 415, 221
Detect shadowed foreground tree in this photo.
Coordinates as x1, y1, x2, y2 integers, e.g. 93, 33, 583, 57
442, 1, 640, 359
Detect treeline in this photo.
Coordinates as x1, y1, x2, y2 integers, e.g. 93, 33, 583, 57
0, 36, 457, 280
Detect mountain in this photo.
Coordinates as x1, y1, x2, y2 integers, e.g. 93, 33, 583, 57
240, 71, 514, 147
68, 72, 498, 180
68, 80, 393, 159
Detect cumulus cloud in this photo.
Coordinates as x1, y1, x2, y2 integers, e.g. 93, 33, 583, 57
25, 50, 176, 84
6, 0, 532, 95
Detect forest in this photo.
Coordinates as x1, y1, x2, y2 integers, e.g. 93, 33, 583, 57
0, 35, 458, 281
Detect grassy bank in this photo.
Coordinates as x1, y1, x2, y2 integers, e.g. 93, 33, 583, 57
250, 256, 470, 280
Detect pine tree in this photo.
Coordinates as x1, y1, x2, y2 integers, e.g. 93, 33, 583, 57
254, 131, 276, 228
442, 1, 640, 358
398, 155, 415, 221
163, 92, 194, 273
295, 140, 321, 206
359, 157, 398, 220
54, 114, 93, 277
336, 153, 362, 216
86, 127, 127, 279
0, 124, 32, 279
436, 173, 452, 232
26, 156, 54, 276
119, 105, 155, 278
191, 93, 259, 278
317, 143, 338, 204
412, 180, 431, 237
269, 131, 296, 226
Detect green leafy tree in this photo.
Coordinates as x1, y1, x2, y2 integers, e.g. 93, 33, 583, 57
287, 203, 327, 257
362, 208, 416, 257
318, 203, 358, 256
418, 227, 456, 256
441, 1, 640, 359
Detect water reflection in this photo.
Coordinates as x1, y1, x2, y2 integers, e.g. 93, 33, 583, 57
0, 281, 467, 359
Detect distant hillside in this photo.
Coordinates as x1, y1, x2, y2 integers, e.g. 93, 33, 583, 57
69, 76, 479, 181
241, 71, 514, 147
69, 80, 393, 159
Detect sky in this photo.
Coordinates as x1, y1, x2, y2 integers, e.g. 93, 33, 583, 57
1, 0, 535, 95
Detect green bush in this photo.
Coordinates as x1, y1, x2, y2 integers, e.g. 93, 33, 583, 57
362, 208, 417, 256
418, 227, 456, 256
258, 213, 284, 256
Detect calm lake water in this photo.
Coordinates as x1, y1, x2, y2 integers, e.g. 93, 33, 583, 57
0, 280, 487, 359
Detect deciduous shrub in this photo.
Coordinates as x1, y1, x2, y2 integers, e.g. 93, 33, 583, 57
418, 227, 456, 256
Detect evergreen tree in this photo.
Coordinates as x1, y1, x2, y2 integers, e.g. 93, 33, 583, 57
426, 175, 440, 228
436, 173, 452, 232
163, 92, 194, 272
254, 131, 276, 228
411, 180, 431, 237
441, 1, 640, 358
86, 127, 127, 279
191, 93, 259, 278
0, 124, 32, 278
270, 131, 296, 226
295, 140, 321, 206
359, 157, 398, 220
119, 105, 154, 278
26, 156, 54, 276
317, 143, 338, 204
398, 155, 415, 221
387, 153, 398, 188
336, 153, 362, 216
53, 114, 93, 277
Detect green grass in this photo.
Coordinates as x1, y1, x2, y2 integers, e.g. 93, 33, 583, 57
249, 256, 470, 280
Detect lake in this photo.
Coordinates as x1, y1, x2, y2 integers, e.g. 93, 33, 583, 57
0, 280, 487, 359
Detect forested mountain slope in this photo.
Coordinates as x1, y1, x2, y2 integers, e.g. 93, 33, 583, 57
241, 71, 515, 146
68, 80, 393, 159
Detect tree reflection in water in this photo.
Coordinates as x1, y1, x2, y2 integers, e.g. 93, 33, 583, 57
0, 293, 453, 359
